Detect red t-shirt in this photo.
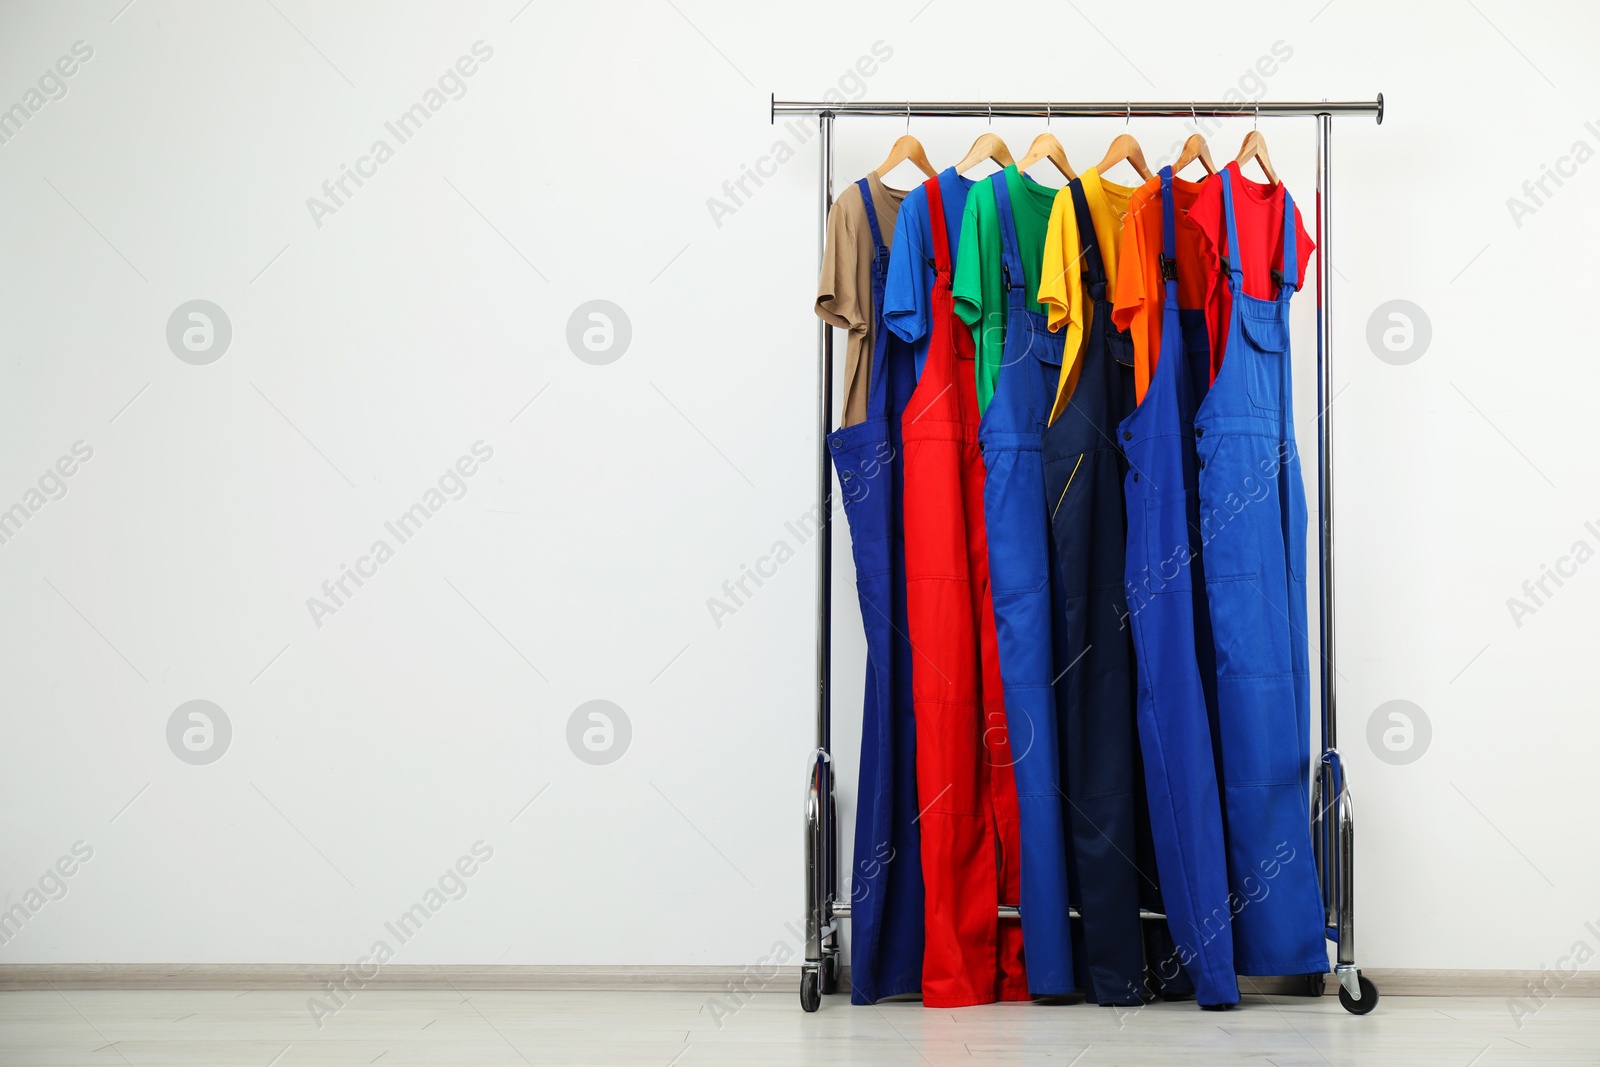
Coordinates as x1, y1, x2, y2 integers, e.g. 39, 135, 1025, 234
1189, 161, 1316, 380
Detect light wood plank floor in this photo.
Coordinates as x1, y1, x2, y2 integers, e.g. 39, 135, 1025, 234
2, 989, 1597, 1065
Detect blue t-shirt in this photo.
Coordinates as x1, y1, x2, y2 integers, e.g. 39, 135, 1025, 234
884, 167, 974, 379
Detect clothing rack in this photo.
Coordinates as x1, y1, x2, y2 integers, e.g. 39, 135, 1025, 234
778, 95, 1385, 1014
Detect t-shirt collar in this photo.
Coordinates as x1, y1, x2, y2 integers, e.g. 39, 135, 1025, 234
1080, 167, 1135, 276
1224, 160, 1280, 205
865, 171, 910, 224
939, 165, 974, 188
1003, 163, 1058, 218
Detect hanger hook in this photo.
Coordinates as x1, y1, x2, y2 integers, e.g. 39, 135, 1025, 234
1191, 101, 1198, 125
988, 100, 993, 126
1125, 101, 1131, 126
906, 100, 911, 136
1254, 100, 1260, 131
1046, 101, 1051, 127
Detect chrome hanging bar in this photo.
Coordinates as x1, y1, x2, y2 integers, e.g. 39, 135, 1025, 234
773, 95, 1383, 122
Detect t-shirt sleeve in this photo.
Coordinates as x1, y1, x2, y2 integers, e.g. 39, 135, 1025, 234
1037, 191, 1076, 333
816, 185, 866, 334
1111, 196, 1149, 334
1289, 204, 1316, 290
1043, 190, 1090, 423
884, 189, 930, 344
952, 190, 983, 327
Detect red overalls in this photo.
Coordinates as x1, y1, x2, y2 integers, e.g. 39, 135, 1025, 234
901, 175, 1029, 1007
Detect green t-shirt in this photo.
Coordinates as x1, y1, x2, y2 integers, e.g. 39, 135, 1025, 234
953, 165, 1061, 414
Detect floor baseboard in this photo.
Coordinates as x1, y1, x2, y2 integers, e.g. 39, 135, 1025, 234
0, 964, 1594, 997
0, 965, 780, 992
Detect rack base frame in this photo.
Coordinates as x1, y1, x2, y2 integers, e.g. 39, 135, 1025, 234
782, 96, 1384, 1016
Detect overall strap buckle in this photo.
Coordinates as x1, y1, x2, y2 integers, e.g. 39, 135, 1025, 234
1270, 267, 1286, 291
1001, 262, 1023, 293
1159, 254, 1179, 282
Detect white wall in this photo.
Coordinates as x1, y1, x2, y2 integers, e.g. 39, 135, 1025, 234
0, 0, 1595, 975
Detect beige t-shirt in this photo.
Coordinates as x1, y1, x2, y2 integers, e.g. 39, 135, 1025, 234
815, 172, 908, 428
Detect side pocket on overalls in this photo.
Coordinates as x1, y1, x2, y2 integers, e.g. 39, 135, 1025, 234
1144, 495, 1196, 596
833, 437, 892, 579
987, 448, 1051, 597
1195, 435, 1257, 582
1284, 442, 1310, 585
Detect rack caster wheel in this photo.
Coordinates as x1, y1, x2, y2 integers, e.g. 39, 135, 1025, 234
1339, 972, 1378, 1015
821, 951, 840, 995
1301, 973, 1326, 997
800, 967, 821, 1012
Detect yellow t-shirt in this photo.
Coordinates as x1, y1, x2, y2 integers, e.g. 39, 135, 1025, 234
1037, 167, 1136, 422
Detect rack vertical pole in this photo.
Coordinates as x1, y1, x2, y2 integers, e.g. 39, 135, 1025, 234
804, 110, 837, 990
816, 112, 835, 757
1316, 111, 1338, 758
1315, 110, 1358, 981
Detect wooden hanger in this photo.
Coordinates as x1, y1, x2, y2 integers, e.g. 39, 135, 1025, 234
1016, 104, 1076, 181
1169, 104, 1216, 177
955, 102, 1015, 174
1095, 135, 1154, 181
871, 135, 937, 181
1094, 104, 1153, 181
871, 104, 938, 181
1235, 102, 1278, 183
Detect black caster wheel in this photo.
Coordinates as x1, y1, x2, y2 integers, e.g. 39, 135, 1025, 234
800, 968, 821, 1012
821, 952, 840, 995
1339, 972, 1379, 1015
1302, 973, 1326, 997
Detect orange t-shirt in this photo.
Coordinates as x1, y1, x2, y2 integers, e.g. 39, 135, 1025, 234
1111, 174, 1211, 405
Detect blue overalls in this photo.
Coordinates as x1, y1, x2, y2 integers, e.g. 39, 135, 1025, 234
1119, 168, 1240, 1007
827, 178, 925, 1003
1039, 178, 1151, 1007
1194, 169, 1326, 978
979, 171, 1075, 996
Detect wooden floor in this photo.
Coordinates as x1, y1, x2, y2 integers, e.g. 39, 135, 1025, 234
2, 988, 1597, 1065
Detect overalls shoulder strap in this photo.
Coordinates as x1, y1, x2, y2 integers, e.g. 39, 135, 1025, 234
857, 179, 896, 289
989, 171, 1027, 299
1277, 187, 1297, 303
1069, 179, 1107, 301
1159, 167, 1178, 310
855, 176, 892, 421
925, 176, 951, 276
1217, 166, 1245, 297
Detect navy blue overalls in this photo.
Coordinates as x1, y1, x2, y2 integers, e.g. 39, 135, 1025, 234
827, 178, 925, 1003
1194, 169, 1326, 977
979, 172, 1075, 996
1119, 168, 1240, 1008
1039, 178, 1152, 1006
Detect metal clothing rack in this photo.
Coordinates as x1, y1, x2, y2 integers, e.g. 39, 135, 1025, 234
779, 95, 1385, 1015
